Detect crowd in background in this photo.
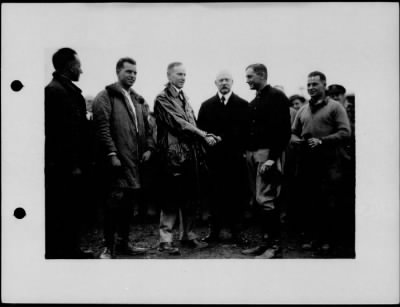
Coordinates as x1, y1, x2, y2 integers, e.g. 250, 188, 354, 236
45, 47, 355, 259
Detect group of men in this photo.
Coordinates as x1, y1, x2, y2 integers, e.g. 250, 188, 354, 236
45, 47, 354, 259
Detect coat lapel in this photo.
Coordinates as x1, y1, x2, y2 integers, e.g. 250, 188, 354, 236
168, 85, 192, 122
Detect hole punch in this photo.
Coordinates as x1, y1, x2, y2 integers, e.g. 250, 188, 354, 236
10, 80, 23, 92
14, 207, 26, 219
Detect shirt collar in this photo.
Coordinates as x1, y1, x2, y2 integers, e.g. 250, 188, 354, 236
309, 95, 328, 112
172, 85, 183, 94
217, 91, 233, 104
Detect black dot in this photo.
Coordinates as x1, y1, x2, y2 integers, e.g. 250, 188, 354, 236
14, 207, 26, 219
11, 80, 23, 92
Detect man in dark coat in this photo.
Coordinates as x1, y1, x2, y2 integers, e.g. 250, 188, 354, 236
93, 57, 155, 259
154, 62, 218, 255
291, 71, 351, 255
45, 47, 91, 259
197, 70, 249, 244
241, 63, 292, 259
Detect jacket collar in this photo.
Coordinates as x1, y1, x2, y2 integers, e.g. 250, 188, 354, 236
53, 72, 82, 94
166, 83, 183, 98
106, 82, 144, 104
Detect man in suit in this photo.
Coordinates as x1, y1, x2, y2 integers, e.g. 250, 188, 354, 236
93, 57, 155, 259
197, 70, 249, 245
241, 63, 292, 259
154, 62, 217, 255
45, 47, 92, 258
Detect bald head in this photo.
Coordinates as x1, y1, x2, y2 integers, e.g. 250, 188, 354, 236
215, 70, 233, 95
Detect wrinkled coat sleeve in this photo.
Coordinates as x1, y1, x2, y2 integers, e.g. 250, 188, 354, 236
92, 91, 118, 156
154, 94, 203, 139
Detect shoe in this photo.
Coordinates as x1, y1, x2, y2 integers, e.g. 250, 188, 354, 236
180, 239, 208, 249
116, 242, 147, 256
99, 247, 113, 259
158, 242, 180, 255
73, 250, 94, 259
241, 245, 268, 256
301, 241, 316, 250
320, 243, 331, 252
255, 246, 281, 259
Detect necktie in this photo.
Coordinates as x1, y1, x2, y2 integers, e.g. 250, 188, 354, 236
221, 95, 226, 105
179, 90, 186, 108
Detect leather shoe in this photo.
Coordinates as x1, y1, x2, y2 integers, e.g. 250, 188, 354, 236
116, 242, 147, 256
181, 239, 208, 249
158, 242, 180, 255
255, 246, 281, 259
241, 245, 268, 256
99, 247, 114, 259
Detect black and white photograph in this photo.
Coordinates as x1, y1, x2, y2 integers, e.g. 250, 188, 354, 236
2, 2, 399, 304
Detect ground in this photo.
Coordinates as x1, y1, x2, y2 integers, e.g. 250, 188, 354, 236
80, 213, 355, 259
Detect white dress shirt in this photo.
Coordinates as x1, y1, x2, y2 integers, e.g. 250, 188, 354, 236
122, 88, 138, 132
218, 91, 233, 105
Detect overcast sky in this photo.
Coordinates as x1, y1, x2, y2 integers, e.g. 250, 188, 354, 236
30, 2, 390, 113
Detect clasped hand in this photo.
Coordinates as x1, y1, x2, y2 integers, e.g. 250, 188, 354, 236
204, 133, 222, 147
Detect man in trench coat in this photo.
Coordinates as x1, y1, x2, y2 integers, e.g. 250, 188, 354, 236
93, 57, 155, 259
154, 62, 218, 255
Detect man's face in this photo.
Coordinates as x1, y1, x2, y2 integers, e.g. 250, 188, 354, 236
215, 72, 233, 95
69, 55, 83, 82
307, 75, 325, 99
246, 68, 264, 91
168, 65, 186, 89
330, 93, 346, 106
117, 62, 137, 89
292, 99, 304, 111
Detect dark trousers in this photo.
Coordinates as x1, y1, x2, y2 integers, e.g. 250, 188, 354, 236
45, 166, 86, 259
207, 161, 246, 236
103, 188, 137, 249
296, 154, 342, 245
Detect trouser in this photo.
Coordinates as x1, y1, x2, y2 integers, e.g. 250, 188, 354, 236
159, 201, 197, 243
297, 157, 342, 245
246, 149, 282, 242
45, 166, 86, 258
103, 188, 137, 249
207, 158, 246, 236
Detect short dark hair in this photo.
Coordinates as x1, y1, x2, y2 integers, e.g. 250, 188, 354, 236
308, 71, 327, 83
116, 57, 136, 72
167, 62, 183, 73
246, 63, 268, 79
52, 47, 77, 72
289, 94, 306, 104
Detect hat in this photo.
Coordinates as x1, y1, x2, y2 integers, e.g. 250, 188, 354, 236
328, 84, 346, 95
289, 94, 306, 103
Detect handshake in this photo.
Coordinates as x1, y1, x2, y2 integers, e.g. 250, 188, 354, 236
203, 132, 222, 147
